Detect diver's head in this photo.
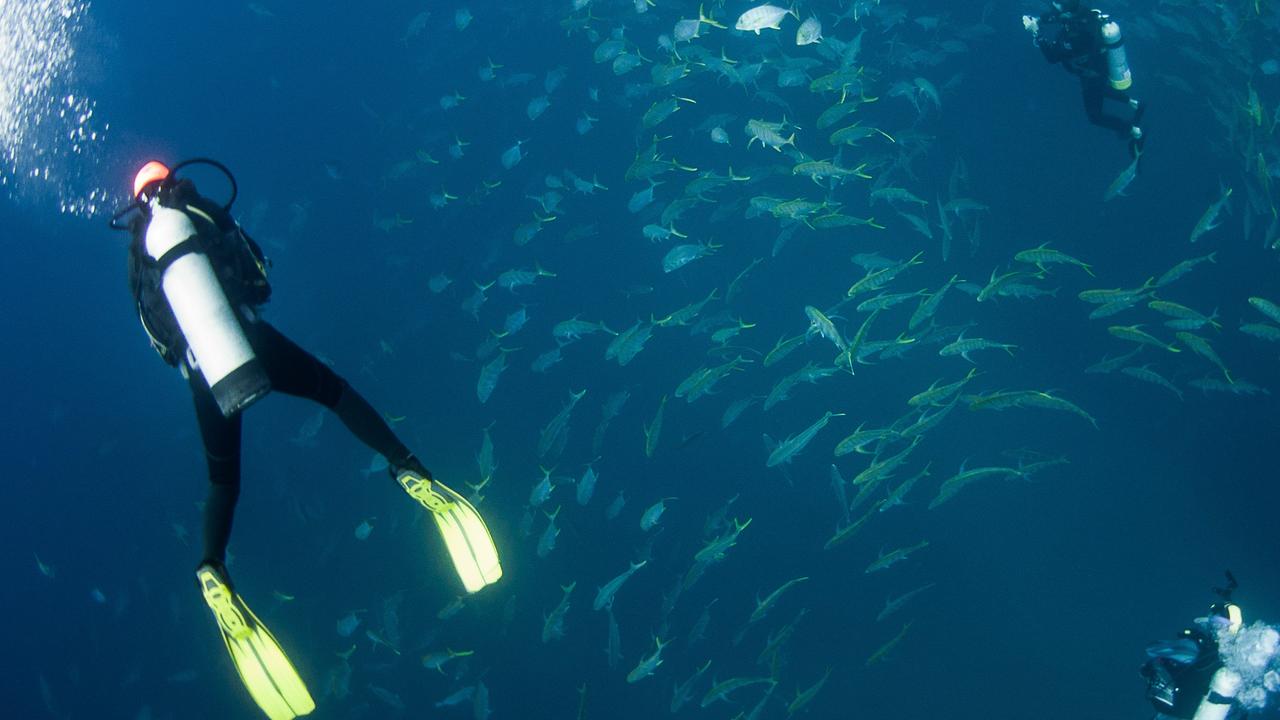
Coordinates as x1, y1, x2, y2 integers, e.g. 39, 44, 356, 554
1207, 602, 1245, 635
132, 160, 171, 201
1201, 572, 1244, 635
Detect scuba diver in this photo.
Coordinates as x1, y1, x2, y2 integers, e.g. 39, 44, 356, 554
1141, 572, 1279, 720
110, 159, 502, 720
1023, 0, 1145, 157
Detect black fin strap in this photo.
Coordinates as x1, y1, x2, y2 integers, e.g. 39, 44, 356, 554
153, 236, 203, 274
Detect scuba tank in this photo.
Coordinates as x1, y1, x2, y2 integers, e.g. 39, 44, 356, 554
1100, 19, 1132, 90
1191, 667, 1242, 720
114, 159, 271, 417
1190, 597, 1246, 720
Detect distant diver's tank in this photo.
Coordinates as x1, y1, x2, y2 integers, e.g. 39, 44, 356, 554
1191, 667, 1242, 720
144, 203, 270, 417
1101, 20, 1132, 90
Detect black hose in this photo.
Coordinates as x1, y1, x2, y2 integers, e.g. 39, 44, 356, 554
170, 157, 238, 211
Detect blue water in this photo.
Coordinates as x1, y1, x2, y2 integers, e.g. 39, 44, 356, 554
3, 1, 1279, 718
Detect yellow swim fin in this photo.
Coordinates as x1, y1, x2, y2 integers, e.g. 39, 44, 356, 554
197, 566, 315, 720
398, 472, 503, 594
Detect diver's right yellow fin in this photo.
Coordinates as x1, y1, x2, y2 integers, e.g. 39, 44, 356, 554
398, 473, 503, 593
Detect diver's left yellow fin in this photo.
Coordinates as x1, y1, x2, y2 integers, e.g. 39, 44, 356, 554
198, 566, 316, 720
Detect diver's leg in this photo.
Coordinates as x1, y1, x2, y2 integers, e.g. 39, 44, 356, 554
1104, 85, 1143, 121
1106, 86, 1145, 156
251, 321, 428, 475
1080, 79, 1104, 125
1115, 87, 1144, 125
1081, 79, 1133, 137
188, 363, 242, 568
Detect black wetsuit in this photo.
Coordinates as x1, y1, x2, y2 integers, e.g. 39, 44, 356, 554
1036, 6, 1137, 138
128, 180, 429, 570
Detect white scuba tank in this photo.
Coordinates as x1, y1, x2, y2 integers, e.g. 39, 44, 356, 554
1191, 667, 1242, 720
144, 202, 270, 416
1100, 19, 1132, 90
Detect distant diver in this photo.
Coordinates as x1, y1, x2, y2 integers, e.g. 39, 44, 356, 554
1023, 0, 1145, 157
110, 159, 502, 720
1140, 572, 1278, 719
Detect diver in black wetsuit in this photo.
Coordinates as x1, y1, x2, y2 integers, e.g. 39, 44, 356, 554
111, 158, 500, 719
1024, 0, 1145, 157
114, 159, 433, 583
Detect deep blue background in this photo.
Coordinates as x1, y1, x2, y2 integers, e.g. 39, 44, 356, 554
2, 1, 1277, 718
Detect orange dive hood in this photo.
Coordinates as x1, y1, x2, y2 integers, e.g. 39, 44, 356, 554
132, 160, 170, 199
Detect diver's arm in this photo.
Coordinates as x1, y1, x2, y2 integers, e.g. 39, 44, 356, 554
1035, 7, 1066, 31
1038, 11, 1079, 64
1037, 34, 1072, 64
1025, 11, 1067, 63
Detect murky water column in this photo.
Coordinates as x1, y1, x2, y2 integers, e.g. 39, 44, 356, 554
0, 0, 108, 216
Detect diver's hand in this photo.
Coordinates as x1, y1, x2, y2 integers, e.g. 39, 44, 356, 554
1022, 15, 1039, 35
